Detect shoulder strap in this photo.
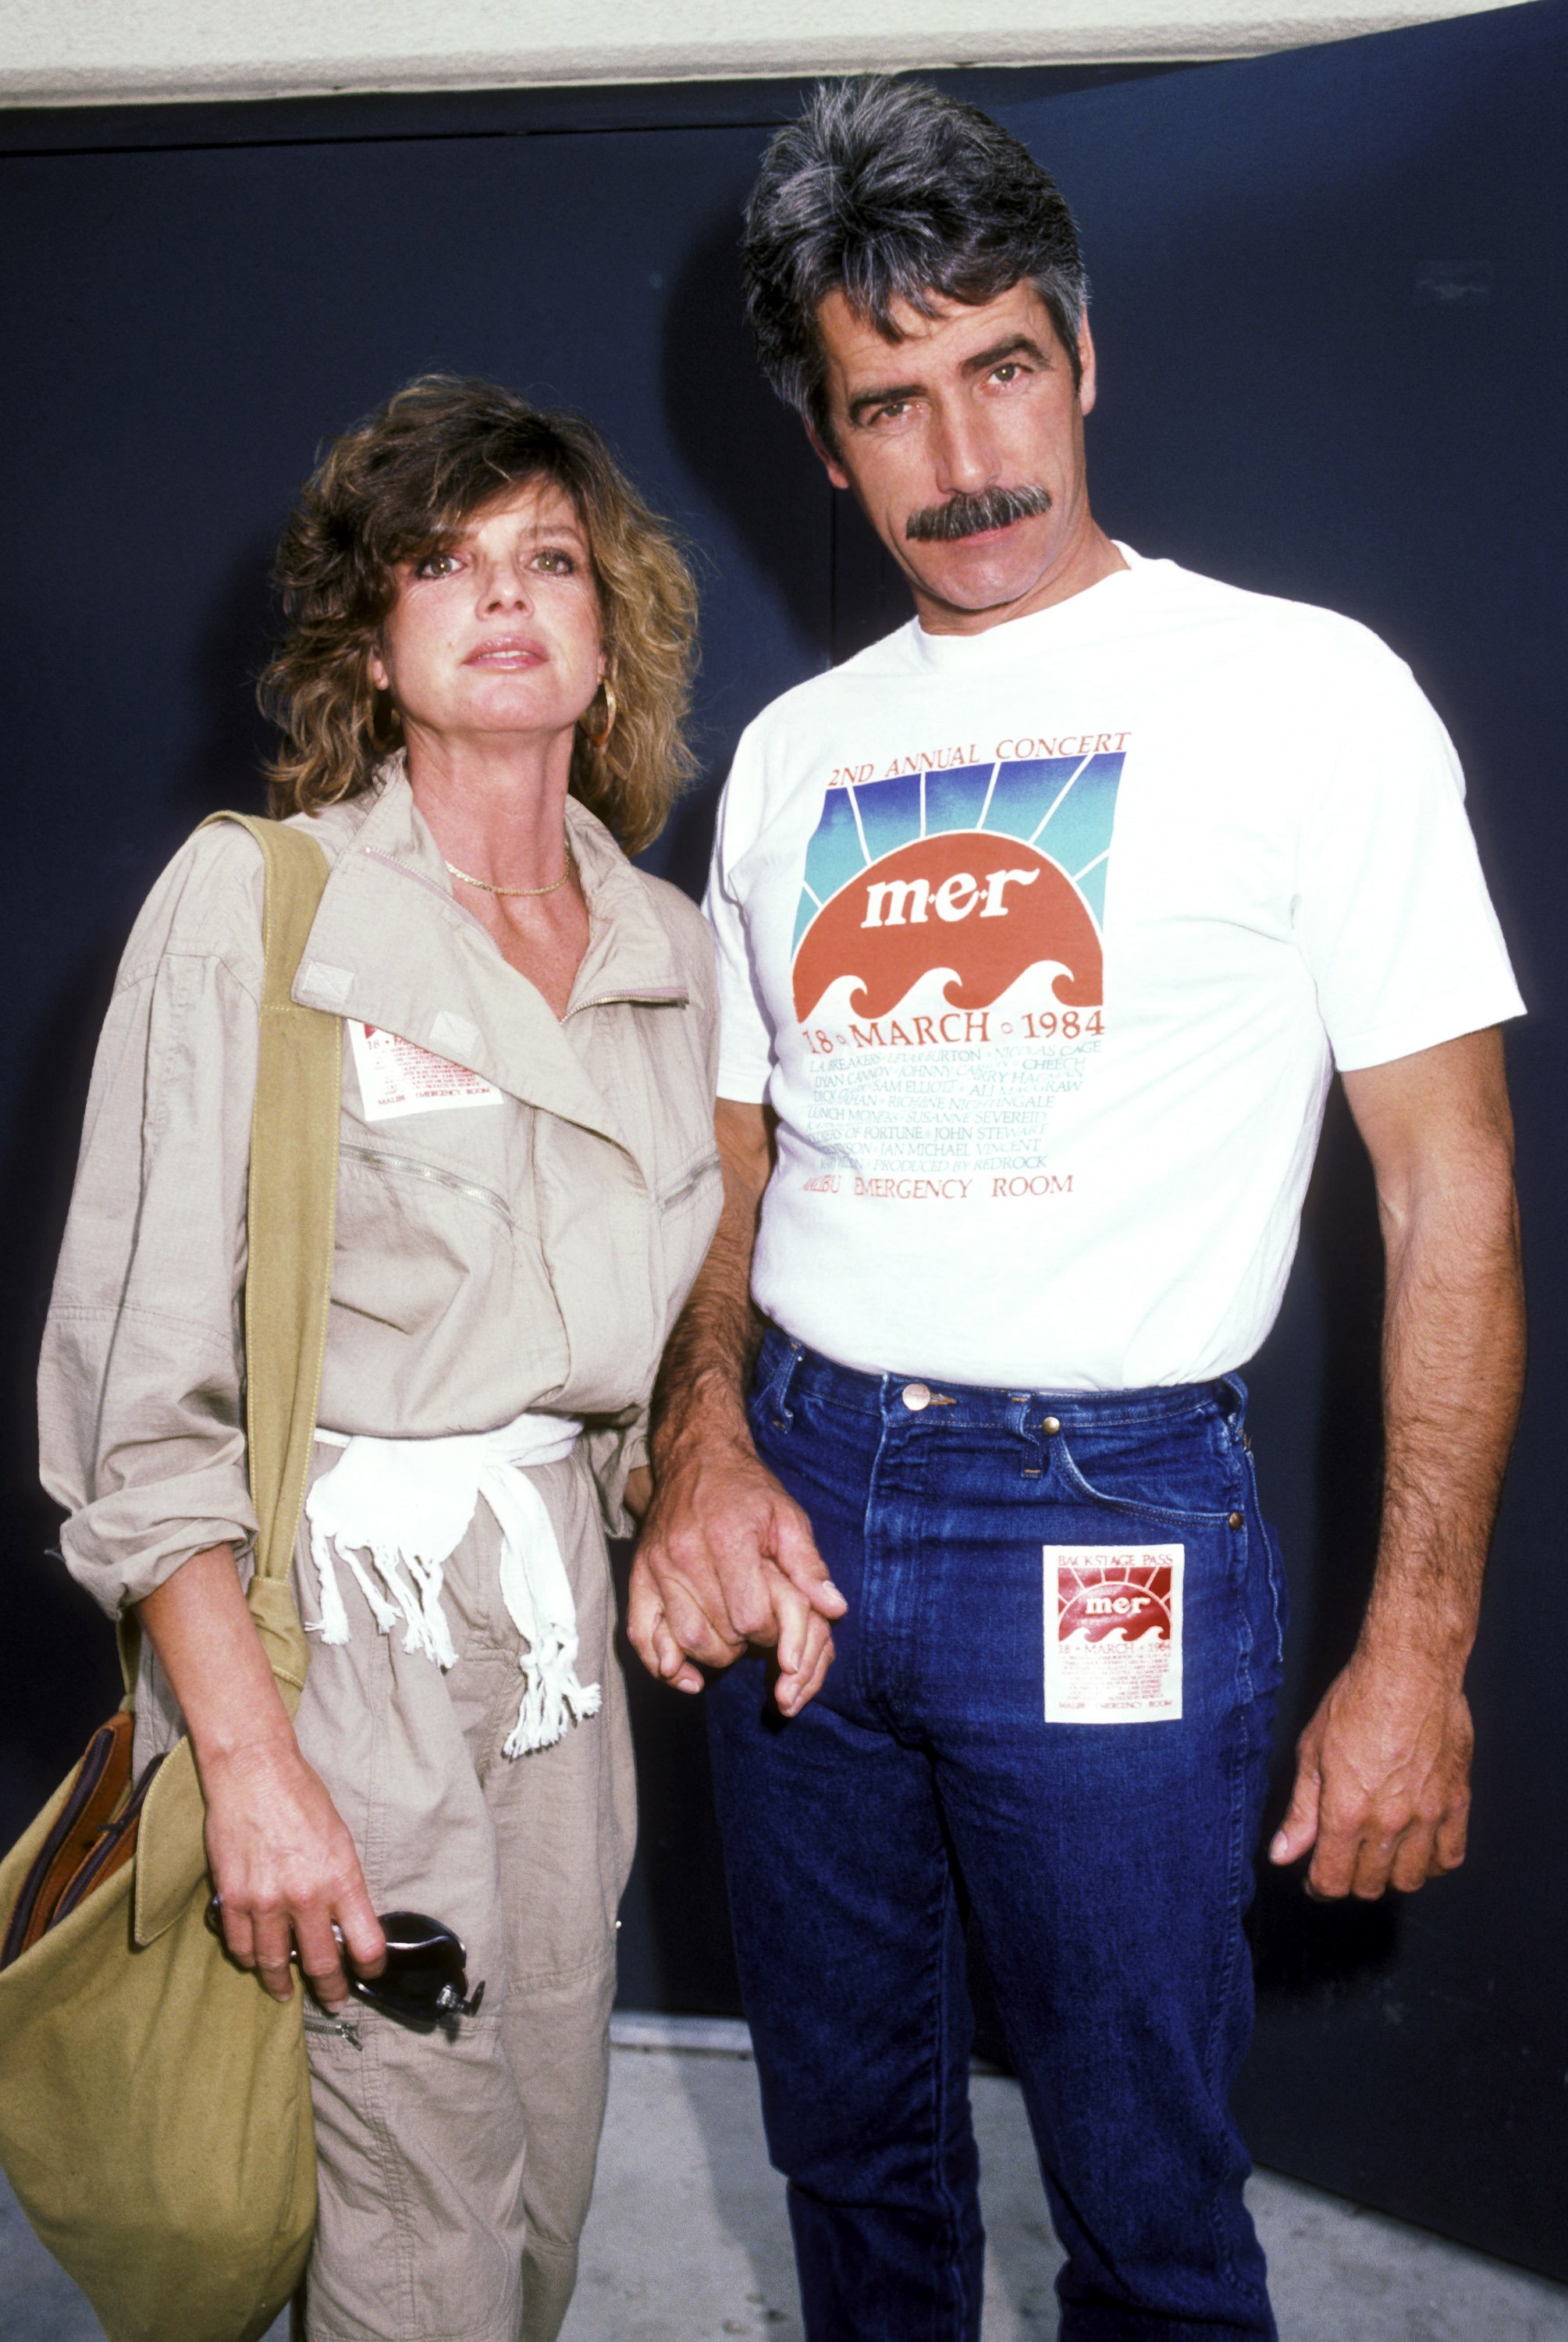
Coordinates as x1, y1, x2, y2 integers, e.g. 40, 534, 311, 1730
200, 813, 340, 1703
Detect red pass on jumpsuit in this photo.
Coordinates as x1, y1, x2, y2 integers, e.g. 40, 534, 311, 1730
1043, 1546, 1184, 1723
349, 1021, 502, 1123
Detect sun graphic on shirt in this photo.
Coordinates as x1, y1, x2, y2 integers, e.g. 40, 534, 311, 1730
791, 752, 1125, 1026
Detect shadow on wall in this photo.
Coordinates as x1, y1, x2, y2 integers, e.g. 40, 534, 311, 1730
0, 948, 128, 1847
180, 541, 279, 831
613, 193, 835, 2016
1244, 1082, 1400, 1996
611, 1541, 745, 2016
653, 207, 833, 899
0, 543, 279, 1849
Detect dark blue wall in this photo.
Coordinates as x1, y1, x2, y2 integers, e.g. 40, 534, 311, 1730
0, 2, 1562, 2277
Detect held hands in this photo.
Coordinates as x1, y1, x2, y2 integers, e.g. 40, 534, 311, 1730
202, 1736, 386, 2010
628, 1433, 846, 1716
1268, 1643, 1473, 1899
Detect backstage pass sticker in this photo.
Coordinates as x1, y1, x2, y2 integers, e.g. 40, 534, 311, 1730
1044, 1546, 1184, 1724
349, 1021, 502, 1123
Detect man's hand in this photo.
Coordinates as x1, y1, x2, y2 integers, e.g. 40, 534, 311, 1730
628, 1430, 845, 1716
1269, 1645, 1472, 1899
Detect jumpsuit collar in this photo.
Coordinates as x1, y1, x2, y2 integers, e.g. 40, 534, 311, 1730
290, 761, 686, 1170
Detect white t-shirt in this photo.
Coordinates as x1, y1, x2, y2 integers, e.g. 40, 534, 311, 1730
705, 547, 1524, 1391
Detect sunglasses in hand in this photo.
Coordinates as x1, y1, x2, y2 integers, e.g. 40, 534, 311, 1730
207, 1898, 485, 2031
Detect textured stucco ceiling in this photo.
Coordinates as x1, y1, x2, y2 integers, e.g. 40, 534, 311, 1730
0, 0, 1532, 109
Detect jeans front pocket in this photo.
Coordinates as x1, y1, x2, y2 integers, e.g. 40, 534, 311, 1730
1049, 1415, 1239, 1529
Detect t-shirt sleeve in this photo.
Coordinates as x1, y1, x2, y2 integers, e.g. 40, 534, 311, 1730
1292, 645, 1524, 1072
702, 733, 778, 1104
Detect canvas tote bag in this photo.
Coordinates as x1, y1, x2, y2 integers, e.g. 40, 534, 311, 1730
0, 815, 341, 2342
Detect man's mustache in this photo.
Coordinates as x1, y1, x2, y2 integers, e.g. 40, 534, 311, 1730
905, 483, 1053, 543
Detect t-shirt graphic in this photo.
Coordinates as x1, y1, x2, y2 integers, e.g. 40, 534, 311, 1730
788, 749, 1124, 1193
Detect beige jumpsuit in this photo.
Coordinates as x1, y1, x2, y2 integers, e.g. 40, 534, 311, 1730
37, 765, 723, 2342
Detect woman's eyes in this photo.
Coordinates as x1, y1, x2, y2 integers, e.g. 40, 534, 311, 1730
411, 546, 578, 579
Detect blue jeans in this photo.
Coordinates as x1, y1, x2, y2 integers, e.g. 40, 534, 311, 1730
706, 1328, 1287, 2342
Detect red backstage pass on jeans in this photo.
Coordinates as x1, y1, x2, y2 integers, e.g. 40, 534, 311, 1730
1043, 1545, 1185, 1723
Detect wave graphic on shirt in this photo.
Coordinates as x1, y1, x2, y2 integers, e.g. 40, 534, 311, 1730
791, 753, 1125, 1026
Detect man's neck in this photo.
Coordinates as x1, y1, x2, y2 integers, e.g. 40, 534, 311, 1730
911, 519, 1127, 639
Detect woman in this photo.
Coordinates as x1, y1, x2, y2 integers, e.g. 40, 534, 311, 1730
38, 376, 722, 2342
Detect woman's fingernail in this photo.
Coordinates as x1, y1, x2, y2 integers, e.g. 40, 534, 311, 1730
1269, 1831, 1289, 1861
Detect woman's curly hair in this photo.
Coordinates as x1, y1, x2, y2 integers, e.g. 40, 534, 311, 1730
261, 375, 699, 856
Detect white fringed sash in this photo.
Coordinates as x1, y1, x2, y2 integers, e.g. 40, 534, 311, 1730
301, 1412, 600, 1756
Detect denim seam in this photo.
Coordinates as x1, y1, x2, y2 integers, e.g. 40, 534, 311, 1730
1200, 1511, 1260, 2306
923, 1868, 973, 2342
1244, 1449, 1288, 1670
860, 1408, 908, 1724
1201, 1746, 1249, 2296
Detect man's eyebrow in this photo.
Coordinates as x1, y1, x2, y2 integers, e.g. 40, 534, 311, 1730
844, 334, 1052, 424
961, 333, 1051, 377
845, 378, 925, 425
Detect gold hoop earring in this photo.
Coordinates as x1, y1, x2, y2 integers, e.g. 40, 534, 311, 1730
582, 677, 617, 750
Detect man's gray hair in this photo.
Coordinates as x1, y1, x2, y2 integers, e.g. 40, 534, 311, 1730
742, 78, 1089, 447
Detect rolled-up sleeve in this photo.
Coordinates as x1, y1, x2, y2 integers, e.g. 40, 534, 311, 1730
38, 831, 266, 1615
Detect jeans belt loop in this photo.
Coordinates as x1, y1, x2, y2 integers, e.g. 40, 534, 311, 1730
765, 1328, 804, 1428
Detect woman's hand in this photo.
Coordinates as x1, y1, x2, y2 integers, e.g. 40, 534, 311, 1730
136, 1543, 386, 2009
624, 1465, 654, 1522
203, 1737, 386, 2008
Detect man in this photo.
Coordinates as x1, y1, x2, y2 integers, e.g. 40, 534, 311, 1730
629, 78, 1524, 2341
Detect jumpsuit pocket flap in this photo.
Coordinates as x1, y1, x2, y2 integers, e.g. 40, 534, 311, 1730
133, 1739, 209, 1948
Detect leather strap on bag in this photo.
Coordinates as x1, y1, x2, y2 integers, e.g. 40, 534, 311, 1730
132, 814, 340, 1948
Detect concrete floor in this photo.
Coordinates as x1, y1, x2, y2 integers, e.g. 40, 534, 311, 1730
563, 2028, 1568, 2342
3, 2027, 1566, 2340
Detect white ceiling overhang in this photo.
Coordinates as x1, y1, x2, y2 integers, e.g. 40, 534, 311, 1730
0, 0, 1533, 111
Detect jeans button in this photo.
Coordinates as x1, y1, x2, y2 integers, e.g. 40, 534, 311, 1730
1041, 1415, 1061, 1436
1228, 1511, 1245, 1529
901, 1382, 932, 1411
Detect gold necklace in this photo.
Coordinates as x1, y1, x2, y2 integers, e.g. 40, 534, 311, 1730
445, 839, 573, 898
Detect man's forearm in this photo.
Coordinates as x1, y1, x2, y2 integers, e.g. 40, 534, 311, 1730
651, 1101, 773, 1461
1273, 1030, 1524, 1895
1362, 1147, 1524, 1669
